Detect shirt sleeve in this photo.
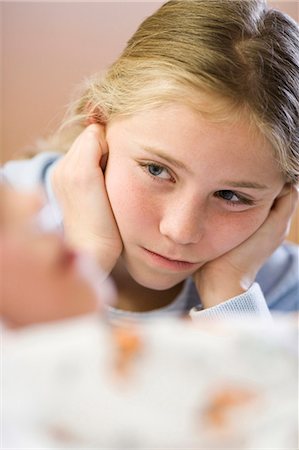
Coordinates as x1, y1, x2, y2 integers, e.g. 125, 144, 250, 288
189, 282, 272, 321
1, 152, 59, 189
256, 243, 299, 312
1, 152, 63, 232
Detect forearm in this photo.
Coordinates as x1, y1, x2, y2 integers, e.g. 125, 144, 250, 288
194, 265, 253, 309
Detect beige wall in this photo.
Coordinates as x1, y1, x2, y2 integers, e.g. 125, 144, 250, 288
2, 2, 164, 160
2, 1, 298, 242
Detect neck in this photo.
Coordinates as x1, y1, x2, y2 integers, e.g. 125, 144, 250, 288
110, 259, 184, 313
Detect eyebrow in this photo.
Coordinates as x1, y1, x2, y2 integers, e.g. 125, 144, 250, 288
220, 180, 269, 190
140, 146, 191, 172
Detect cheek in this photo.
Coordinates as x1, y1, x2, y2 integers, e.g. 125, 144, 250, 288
105, 165, 156, 236
207, 207, 270, 256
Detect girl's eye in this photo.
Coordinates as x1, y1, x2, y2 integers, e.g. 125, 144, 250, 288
218, 190, 239, 202
144, 163, 173, 181
215, 190, 253, 206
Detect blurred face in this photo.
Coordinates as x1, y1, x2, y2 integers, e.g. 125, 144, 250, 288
105, 103, 285, 290
1, 233, 97, 326
0, 189, 102, 327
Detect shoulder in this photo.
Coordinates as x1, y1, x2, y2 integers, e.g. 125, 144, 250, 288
1, 152, 61, 190
256, 242, 299, 312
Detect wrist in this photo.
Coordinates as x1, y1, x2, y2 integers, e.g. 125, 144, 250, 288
194, 268, 252, 309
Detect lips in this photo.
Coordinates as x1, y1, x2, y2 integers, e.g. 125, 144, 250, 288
147, 249, 192, 264
142, 247, 197, 271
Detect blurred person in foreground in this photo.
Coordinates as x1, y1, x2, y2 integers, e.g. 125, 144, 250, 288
0, 186, 115, 328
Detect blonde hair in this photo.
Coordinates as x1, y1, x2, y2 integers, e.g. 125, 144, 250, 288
48, 0, 299, 183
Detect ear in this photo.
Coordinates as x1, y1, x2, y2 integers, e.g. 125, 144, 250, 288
86, 116, 98, 125
83, 103, 107, 126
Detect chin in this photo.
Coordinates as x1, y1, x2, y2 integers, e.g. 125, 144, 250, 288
128, 267, 188, 291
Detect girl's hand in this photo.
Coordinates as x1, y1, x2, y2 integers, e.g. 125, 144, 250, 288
194, 185, 299, 308
52, 124, 123, 276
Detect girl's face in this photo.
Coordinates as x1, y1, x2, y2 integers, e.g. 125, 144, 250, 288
105, 103, 285, 290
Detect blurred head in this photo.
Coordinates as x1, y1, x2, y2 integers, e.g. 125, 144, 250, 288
0, 188, 111, 328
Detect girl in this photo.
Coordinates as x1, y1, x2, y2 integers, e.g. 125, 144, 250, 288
3, 0, 299, 320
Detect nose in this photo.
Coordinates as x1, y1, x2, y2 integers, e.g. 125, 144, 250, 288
159, 199, 204, 245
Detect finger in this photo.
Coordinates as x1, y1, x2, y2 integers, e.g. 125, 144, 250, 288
270, 184, 298, 221
257, 185, 298, 241
55, 124, 109, 189
67, 124, 108, 168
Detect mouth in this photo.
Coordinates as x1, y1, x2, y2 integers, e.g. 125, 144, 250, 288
142, 248, 197, 271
